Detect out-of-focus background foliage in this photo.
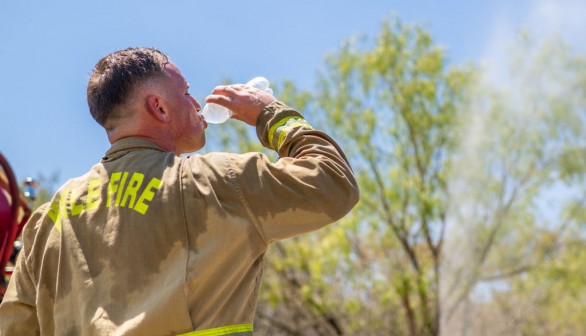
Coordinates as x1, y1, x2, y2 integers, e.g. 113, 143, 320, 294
218, 19, 586, 335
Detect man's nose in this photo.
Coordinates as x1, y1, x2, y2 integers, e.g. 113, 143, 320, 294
190, 96, 201, 112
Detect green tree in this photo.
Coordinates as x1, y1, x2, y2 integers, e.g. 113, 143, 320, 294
253, 18, 475, 335
309, 18, 473, 335
440, 34, 586, 335
212, 18, 586, 336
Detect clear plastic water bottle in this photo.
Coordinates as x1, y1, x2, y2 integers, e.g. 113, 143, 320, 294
201, 77, 274, 124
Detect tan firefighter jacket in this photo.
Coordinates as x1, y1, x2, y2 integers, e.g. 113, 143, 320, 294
0, 101, 359, 335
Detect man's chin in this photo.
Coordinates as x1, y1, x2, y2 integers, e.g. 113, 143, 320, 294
191, 138, 206, 152
178, 139, 205, 156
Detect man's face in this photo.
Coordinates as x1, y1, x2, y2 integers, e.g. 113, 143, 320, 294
160, 62, 207, 154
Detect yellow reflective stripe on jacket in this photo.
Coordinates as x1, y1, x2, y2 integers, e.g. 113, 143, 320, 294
267, 116, 313, 150
177, 323, 253, 336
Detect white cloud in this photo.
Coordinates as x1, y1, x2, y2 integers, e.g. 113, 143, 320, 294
480, 0, 585, 85
529, 0, 586, 51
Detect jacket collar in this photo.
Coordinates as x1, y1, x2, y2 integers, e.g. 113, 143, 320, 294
101, 137, 167, 162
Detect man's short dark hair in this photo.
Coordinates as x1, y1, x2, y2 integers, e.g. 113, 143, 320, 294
87, 47, 169, 128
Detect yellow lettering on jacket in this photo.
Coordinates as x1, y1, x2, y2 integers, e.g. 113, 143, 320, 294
59, 190, 69, 220
47, 199, 62, 232
47, 171, 162, 231
107, 172, 122, 207
134, 177, 162, 215
120, 172, 144, 208
86, 178, 102, 211
116, 172, 129, 206
70, 189, 84, 216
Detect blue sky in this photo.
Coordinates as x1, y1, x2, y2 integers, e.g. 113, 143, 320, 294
1, 0, 584, 188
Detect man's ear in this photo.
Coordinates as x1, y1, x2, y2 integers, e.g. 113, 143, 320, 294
147, 95, 170, 123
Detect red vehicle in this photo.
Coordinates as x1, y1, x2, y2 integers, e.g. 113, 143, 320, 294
0, 153, 33, 301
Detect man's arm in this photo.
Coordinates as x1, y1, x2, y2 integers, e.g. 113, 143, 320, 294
0, 252, 40, 335
206, 85, 360, 243
0, 207, 43, 335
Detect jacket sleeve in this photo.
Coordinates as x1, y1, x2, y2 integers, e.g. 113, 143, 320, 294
0, 206, 43, 335
231, 101, 359, 243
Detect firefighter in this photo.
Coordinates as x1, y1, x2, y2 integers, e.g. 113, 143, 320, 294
0, 47, 359, 335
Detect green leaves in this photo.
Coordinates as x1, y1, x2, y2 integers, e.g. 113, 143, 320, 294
211, 16, 586, 336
